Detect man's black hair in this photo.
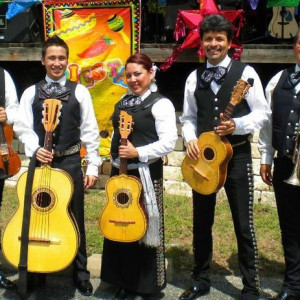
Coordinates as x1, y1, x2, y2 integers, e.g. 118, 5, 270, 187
42, 35, 69, 58
200, 14, 233, 42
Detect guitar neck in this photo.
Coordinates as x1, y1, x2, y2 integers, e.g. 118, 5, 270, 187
220, 102, 235, 123
119, 138, 128, 175
44, 131, 53, 153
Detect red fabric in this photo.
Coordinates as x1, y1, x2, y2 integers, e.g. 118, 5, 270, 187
161, 0, 244, 71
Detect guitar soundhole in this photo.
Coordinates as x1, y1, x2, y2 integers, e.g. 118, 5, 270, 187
203, 147, 215, 161
36, 192, 51, 208
32, 188, 56, 212
113, 188, 132, 208
117, 193, 129, 205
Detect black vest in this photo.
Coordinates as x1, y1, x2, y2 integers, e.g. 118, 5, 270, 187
195, 60, 251, 145
110, 92, 162, 162
32, 80, 81, 151
272, 67, 300, 156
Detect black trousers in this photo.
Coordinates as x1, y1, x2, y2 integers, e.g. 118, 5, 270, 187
273, 156, 300, 296
52, 153, 89, 282
191, 142, 260, 299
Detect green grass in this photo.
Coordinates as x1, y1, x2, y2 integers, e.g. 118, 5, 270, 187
0, 186, 283, 277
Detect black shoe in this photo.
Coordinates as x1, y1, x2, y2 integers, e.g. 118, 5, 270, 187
0, 274, 15, 289
75, 280, 93, 296
179, 285, 210, 300
266, 291, 300, 300
114, 287, 129, 299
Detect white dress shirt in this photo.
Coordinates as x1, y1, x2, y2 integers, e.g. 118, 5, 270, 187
258, 65, 300, 165
3, 70, 18, 124
14, 75, 101, 177
180, 55, 271, 143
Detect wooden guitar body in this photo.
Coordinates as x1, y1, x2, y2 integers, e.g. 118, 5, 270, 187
0, 124, 21, 177
99, 173, 147, 242
182, 131, 233, 195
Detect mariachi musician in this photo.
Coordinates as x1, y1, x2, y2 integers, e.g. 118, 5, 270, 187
259, 30, 300, 300
0, 66, 19, 289
179, 14, 271, 300
100, 53, 177, 300
14, 35, 101, 296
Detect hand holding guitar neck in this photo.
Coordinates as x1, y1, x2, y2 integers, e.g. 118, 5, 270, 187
215, 113, 236, 136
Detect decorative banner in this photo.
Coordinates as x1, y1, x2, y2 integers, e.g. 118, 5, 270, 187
43, 0, 141, 158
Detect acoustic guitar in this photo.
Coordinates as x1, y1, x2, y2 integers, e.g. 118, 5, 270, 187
0, 123, 21, 178
2, 99, 79, 273
268, 6, 298, 39
182, 78, 253, 195
99, 110, 147, 242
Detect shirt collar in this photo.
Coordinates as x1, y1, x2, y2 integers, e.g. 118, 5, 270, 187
130, 89, 151, 101
206, 55, 231, 69
45, 75, 67, 85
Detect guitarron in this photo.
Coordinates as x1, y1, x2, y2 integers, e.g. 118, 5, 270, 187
99, 110, 147, 242
182, 78, 252, 195
2, 99, 79, 273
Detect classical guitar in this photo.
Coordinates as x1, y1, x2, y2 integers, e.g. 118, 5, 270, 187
268, 6, 298, 39
0, 122, 21, 178
181, 78, 253, 195
99, 110, 147, 242
2, 99, 79, 273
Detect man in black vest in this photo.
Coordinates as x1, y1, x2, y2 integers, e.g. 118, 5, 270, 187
14, 35, 101, 296
0, 67, 19, 290
259, 31, 300, 300
179, 14, 271, 300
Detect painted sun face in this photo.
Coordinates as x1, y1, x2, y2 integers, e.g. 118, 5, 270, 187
201, 31, 232, 65
42, 46, 68, 81
125, 63, 154, 96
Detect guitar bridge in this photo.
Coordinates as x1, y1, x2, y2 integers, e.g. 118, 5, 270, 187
109, 219, 136, 225
18, 236, 61, 245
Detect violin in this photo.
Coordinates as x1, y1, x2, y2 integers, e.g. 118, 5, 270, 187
0, 122, 21, 178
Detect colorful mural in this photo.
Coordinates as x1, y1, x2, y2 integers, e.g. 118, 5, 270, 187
43, 0, 141, 158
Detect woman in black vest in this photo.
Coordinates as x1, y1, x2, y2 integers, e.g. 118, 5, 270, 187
100, 53, 177, 300
259, 31, 300, 300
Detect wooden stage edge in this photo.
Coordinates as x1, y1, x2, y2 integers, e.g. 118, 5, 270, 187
0, 43, 295, 64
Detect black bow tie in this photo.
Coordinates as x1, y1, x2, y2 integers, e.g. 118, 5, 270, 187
199, 66, 228, 89
39, 82, 71, 101
119, 94, 142, 112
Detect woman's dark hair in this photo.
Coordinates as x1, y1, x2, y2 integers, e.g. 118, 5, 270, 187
42, 35, 69, 58
200, 14, 233, 42
125, 53, 153, 71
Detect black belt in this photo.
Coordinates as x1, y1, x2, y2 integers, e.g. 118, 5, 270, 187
54, 143, 81, 157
